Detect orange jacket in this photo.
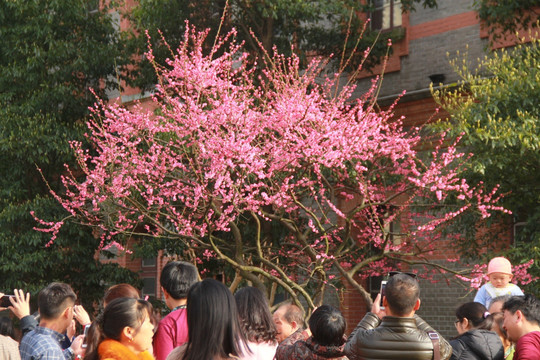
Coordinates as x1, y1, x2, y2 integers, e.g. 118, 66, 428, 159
98, 339, 154, 360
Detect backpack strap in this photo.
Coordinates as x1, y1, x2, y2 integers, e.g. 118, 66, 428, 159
427, 331, 440, 360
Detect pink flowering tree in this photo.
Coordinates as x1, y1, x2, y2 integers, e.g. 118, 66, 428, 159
36, 26, 514, 310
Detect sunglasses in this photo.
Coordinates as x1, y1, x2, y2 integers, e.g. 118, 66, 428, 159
389, 271, 418, 279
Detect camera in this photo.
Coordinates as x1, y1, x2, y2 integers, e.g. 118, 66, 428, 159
0, 295, 14, 308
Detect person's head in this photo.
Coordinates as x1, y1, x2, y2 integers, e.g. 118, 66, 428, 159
103, 284, 140, 308
235, 286, 277, 344
502, 294, 540, 342
180, 279, 246, 360
273, 302, 305, 343
454, 302, 493, 335
84, 298, 154, 360
38, 282, 77, 331
160, 261, 199, 303
488, 295, 512, 314
308, 305, 346, 347
491, 312, 512, 350
487, 257, 513, 289
384, 273, 420, 316
0, 317, 15, 340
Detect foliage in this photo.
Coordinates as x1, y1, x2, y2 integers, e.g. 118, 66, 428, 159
35, 26, 516, 311
474, 0, 540, 42
125, 0, 438, 91
0, 0, 139, 308
432, 34, 540, 293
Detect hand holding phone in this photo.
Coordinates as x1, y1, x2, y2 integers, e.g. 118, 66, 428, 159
0, 294, 14, 308
82, 324, 91, 349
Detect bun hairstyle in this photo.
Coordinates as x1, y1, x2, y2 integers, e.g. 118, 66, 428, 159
83, 298, 152, 360
455, 302, 494, 331
309, 305, 346, 346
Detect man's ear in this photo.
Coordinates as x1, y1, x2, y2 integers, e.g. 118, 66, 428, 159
290, 320, 299, 330
515, 309, 524, 323
161, 287, 170, 299
63, 306, 73, 319
413, 298, 421, 311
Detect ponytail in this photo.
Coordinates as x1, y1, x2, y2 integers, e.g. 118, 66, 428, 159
82, 318, 104, 360
455, 302, 494, 330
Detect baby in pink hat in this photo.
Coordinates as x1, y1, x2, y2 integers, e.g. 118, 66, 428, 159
474, 257, 524, 308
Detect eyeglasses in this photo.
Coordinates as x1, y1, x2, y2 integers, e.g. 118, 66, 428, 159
389, 271, 417, 279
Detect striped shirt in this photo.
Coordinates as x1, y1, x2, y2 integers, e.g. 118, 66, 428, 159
19, 326, 74, 360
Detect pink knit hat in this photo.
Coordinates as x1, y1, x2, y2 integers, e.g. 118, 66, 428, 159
487, 257, 512, 275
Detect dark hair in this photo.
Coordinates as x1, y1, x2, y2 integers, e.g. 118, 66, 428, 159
308, 305, 346, 346
83, 298, 153, 360
180, 279, 246, 360
279, 302, 305, 328
0, 317, 16, 340
38, 282, 77, 320
502, 294, 540, 325
234, 287, 277, 343
455, 302, 493, 330
160, 261, 199, 300
385, 273, 419, 316
103, 283, 140, 307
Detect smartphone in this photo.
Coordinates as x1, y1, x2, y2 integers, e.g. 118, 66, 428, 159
81, 324, 91, 349
0, 295, 14, 307
379, 281, 387, 309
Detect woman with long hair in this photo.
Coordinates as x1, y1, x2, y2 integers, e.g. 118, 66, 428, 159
166, 278, 247, 360
234, 287, 278, 360
84, 298, 154, 360
450, 302, 504, 360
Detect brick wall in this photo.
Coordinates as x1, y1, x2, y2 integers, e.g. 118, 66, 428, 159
416, 268, 475, 339
352, 0, 489, 99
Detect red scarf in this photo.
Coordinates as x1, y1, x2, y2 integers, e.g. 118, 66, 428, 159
98, 339, 154, 360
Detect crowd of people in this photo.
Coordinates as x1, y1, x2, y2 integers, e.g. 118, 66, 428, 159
0, 256, 539, 360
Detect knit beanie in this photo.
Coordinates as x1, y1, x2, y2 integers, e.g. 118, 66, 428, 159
487, 257, 512, 275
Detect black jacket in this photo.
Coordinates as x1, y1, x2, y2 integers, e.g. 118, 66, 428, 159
449, 329, 504, 360
344, 312, 452, 360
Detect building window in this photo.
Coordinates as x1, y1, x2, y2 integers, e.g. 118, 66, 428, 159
142, 277, 156, 297
142, 257, 156, 267
370, 0, 402, 31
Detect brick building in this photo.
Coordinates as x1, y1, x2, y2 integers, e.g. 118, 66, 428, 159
106, 0, 530, 339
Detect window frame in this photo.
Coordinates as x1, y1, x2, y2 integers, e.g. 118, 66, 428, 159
370, 0, 403, 32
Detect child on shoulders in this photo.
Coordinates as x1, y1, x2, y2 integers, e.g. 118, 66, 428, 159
474, 257, 523, 308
